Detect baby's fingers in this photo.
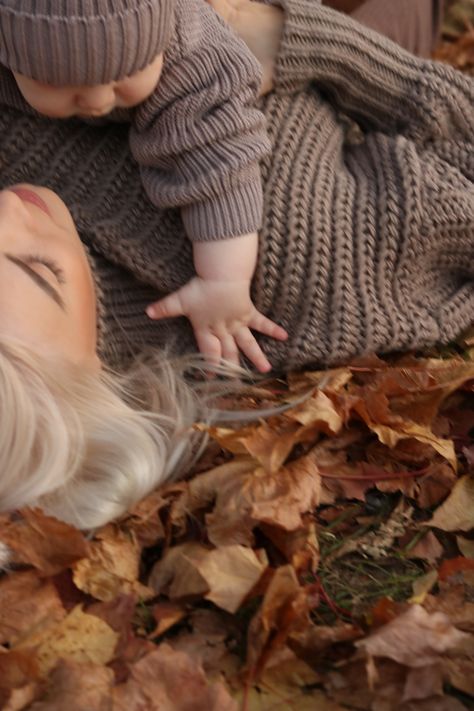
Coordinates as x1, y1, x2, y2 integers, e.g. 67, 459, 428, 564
195, 330, 223, 371
146, 291, 185, 320
250, 311, 288, 341
235, 328, 271, 373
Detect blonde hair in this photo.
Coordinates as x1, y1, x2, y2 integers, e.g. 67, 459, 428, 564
0, 338, 204, 530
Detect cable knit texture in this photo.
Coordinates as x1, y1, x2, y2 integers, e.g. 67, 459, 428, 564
0, 0, 472, 370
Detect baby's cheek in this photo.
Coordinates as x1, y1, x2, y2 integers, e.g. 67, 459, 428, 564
31, 94, 76, 118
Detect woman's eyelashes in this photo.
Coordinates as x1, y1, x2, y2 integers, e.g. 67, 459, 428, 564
20, 254, 66, 284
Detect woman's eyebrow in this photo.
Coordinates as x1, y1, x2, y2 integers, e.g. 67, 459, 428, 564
4, 254, 66, 310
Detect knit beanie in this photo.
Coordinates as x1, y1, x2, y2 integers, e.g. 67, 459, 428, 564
0, 0, 173, 86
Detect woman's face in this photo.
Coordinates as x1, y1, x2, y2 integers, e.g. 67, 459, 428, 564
0, 184, 99, 368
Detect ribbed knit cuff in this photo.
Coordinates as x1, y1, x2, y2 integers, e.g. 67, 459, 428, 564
181, 174, 264, 241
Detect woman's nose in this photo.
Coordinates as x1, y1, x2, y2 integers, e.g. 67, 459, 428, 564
75, 84, 116, 115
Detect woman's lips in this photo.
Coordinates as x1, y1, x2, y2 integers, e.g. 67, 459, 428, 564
9, 187, 51, 217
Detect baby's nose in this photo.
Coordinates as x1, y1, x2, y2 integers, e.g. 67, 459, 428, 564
75, 85, 116, 115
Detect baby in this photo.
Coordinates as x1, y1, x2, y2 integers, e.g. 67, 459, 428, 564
0, 0, 287, 372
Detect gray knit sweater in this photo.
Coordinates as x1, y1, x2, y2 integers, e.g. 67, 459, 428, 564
0, 0, 473, 371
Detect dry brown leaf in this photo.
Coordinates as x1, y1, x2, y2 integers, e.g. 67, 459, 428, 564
118, 489, 168, 547
356, 604, 469, 668
370, 421, 456, 469
167, 608, 240, 678
444, 657, 474, 696
287, 367, 352, 394
405, 531, 444, 564
204, 421, 301, 473
206, 454, 321, 547
13, 605, 118, 677
72, 525, 153, 602
197, 545, 267, 613
149, 601, 187, 638
427, 476, 474, 531
285, 389, 343, 434
27, 659, 114, 710
0, 572, 65, 645
235, 651, 344, 711
149, 542, 267, 613
112, 643, 237, 711
246, 565, 316, 679
148, 542, 209, 599
0, 509, 88, 576
169, 458, 255, 535
424, 579, 474, 633
289, 620, 362, 659
2, 683, 39, 711
402, 664, 444, 702
456, 535, 474, 558
260, 514, 319, 573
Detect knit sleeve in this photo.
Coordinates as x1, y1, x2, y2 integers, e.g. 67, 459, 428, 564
129, 0, 270, 242
275, 0, 474, 141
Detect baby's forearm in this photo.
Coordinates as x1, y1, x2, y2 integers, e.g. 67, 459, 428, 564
193, 232, 258, 281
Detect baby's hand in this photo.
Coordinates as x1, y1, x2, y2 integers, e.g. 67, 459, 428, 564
146, 277, 288, 372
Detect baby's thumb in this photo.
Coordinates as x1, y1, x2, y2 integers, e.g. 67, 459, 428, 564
146, 291, 184, 320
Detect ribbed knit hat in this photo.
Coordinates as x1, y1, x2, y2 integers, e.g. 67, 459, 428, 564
0, 0, 173, 86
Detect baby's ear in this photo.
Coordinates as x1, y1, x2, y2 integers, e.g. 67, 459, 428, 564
0, 541, 12, 571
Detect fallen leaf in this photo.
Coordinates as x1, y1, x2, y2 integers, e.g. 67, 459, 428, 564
14, 605, 118, 676
150, 543, 267, 613
0, 509, 88, 576
285, 389, 343, 434
119, 490, 167, 547
206, 454, 321, 547
456, 535, 474, 558
427, 476, 474, 531
356, 604, 469, 668
149, 601, 187, 638
438, 556, 474, 581
402, 664, 444, 701
27, 659, 114, 710
405, 530, 444, 563
72, 526, 153, 602
2, 683, 39, 711
235, 651, 344, 711
0, 572, 65, 645
112, 643, 237, 711
246, 566, 316, 679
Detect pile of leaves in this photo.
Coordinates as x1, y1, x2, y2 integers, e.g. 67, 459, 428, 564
1, 350, 474, 710
434, 0, 474, 72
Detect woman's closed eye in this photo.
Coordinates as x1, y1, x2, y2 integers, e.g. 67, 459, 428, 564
5, 253, 66, 309
19, 254, 66, 285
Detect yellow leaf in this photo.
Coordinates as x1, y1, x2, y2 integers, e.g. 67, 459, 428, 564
14, 605, 118, 677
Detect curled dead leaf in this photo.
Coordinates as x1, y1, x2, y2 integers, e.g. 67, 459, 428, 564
72, 526, 153, 602
149, 542, 267, 613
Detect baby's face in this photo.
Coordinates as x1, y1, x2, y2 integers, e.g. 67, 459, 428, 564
13, 53, 164, 119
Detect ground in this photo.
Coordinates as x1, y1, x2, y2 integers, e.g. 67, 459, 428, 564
0, 3, 474, 710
